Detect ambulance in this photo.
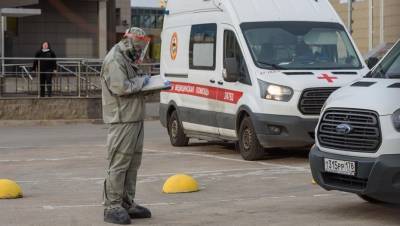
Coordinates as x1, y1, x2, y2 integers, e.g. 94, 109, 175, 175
310, 39, 400, 204
159, 0, 369, 160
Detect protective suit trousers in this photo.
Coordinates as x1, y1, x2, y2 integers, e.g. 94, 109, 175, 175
103, 122, 143, 209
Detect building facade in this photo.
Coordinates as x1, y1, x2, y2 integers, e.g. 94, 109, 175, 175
0, 0, 116, 59
6, 1, 397, 59
115, 0, 131, 37
330, 0, 400, 55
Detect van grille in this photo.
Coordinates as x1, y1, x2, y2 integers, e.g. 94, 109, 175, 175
318, 109, 381, 153
298, 88, 338, 115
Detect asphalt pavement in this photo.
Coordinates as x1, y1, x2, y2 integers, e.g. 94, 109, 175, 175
0, 121, 399, 226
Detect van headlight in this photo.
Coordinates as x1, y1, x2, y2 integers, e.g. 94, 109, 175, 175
258, 80, 293, 102
393, 109, 400, 132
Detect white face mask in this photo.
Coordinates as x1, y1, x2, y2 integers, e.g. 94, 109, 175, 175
42, 48, 50, 52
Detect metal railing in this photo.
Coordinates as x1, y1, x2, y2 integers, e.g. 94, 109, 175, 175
0, 57, 160, 98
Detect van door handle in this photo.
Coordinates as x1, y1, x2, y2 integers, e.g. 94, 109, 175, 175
210, 79, 216, 83
218, 81, 224, 85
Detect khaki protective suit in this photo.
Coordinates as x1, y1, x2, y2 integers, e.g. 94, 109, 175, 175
101, 40, 147, 209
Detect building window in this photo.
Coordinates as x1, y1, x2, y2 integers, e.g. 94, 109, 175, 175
116, 8, 121, 26
131, 8, 164, 29
143, 15, 156, 28
189, 23, 217, 70
156, 15, 164, 28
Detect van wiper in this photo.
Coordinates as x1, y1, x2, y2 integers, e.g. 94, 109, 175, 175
256, 61, 286, 70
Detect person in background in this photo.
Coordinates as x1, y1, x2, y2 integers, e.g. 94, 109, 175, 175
32, 41, 57, 97
101, 27, 151, 225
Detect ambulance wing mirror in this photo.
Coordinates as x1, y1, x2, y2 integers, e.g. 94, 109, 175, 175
224, 58, 239, 82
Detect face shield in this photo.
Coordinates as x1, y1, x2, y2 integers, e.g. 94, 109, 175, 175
124, 28, 151, 64
132, 35, 150, 64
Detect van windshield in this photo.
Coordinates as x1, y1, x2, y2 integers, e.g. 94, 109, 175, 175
367, 41, 400, 79
241, 22, 362, 70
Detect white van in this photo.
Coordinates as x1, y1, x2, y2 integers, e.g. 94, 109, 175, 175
159, 0, 369, 160
310, 39, 400, 204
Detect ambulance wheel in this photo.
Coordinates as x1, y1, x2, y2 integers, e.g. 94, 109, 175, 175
238, 117, 265, 161
168, 111, 189, 147
358, 195, 385, 204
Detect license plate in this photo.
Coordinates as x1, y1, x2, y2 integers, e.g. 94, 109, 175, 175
324, 158, 356, 176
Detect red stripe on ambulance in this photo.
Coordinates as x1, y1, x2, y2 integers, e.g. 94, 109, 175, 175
164, 82, 243, 104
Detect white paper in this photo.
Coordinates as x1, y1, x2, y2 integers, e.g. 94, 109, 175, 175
141, 75, 170, 92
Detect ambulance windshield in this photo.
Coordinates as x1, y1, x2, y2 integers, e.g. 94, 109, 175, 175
241, 21, 362, 70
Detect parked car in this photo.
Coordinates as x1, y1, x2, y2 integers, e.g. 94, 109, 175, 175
310, 39, 400, 204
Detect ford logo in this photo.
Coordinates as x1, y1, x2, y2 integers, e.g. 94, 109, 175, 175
336, 124, 353, 135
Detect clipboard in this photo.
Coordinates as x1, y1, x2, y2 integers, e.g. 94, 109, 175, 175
141, 75, 171, 94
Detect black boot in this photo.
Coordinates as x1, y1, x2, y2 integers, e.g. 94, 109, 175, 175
104, 207, 131, 225
126, 204, 152, 219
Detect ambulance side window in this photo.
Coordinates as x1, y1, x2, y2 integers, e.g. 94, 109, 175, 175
224, 30, 251, 85
189, 23, 217, 70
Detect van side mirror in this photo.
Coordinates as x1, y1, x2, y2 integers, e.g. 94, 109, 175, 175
366, 57, 379, 69
224, 58, 239, 82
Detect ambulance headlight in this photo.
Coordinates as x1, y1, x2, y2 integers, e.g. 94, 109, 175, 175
393, 109, 400, 132
258, 80, 293, 102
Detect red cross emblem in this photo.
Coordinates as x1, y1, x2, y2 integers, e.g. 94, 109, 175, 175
318, 73, 338, 83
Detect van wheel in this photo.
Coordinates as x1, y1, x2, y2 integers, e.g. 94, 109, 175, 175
168, 111, 189, 147
358, 195, 384, 204
238, 117, 265, 161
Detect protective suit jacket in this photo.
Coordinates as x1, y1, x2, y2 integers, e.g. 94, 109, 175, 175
101, 41, 147, 124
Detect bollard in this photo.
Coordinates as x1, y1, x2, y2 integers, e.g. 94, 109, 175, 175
0, 179, 23, 199
162, 174, 199, 194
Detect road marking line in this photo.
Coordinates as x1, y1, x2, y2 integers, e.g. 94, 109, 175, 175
16, 167, 300, 184
313, 194, 334, 197
0, 144, 106, 150
0, 156, 92, 163
144, 148, 308, 172
140, 167, 303, 177
16, 178, 104, 184
40, 193, 346, 210
42, 202, 178, 210
1, 146, 307, 172
42, 204, 101, 210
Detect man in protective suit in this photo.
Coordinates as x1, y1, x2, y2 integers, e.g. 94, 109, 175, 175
101, 27, 152, 225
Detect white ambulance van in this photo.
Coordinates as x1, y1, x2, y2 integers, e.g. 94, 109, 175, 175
310, 39, 400, 204
159, 0, 369, 160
